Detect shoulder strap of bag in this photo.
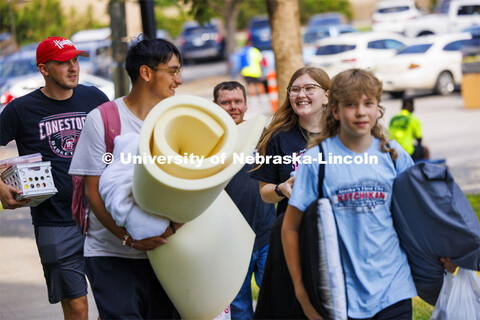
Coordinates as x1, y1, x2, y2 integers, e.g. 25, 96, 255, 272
318, 142, 325, 199
98, 101, 121, 153
386, 141, 397, 170
71, 101, 120, 236
71, 176, 88, 235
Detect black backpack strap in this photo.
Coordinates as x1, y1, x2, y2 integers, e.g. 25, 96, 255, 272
318, 143, 325, 199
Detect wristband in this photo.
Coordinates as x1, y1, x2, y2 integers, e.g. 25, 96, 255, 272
170, 221, 176, 234
122, 233, 130, 246
275, 184, 285, 198
129, 239, 135, 249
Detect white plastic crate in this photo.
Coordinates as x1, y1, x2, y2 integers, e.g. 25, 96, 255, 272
1, 161, 58, 207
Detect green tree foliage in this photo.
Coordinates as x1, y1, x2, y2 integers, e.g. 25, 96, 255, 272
1, 1, 11, 32
182, 0, 351, 31
12, 0, 65, 45
1, 0, 106, 46
237, 0, 267, 30
154, 0, 192, 38
182, 0, 267, 30
299, 0, 352, 24
182, 0, 223, 24
64, 5, 106, 37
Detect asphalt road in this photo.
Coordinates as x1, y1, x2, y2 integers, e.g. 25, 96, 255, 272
1, 76, 479, 319
181, 60, 228, 84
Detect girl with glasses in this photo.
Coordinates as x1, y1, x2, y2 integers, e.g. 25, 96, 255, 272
250, 66, 330, 318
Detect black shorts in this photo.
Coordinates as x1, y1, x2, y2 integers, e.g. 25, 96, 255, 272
348, 298, 412, 320
85, 256, 180, 319
244, 76, 262, 84
34, 225, 87, 304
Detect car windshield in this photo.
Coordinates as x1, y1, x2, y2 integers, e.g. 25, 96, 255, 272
378, 6, 410, 13
316, 44, 356, 55
339, 26, 356, 34
437, 0, 451, 14
0, 58, 38, 79
309, 14, 342, 27
0, 81, 9, 95
398, 44, 432, 54
458, 5, 480, 15
184, 26, 217, 36
312, 18, 340, 26
304, 29, 330, 44
251, 20, 270, 28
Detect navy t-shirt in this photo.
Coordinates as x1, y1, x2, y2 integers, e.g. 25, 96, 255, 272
225, 164, 276, 251
250, 126, 308, 216
0, 85, 109, 226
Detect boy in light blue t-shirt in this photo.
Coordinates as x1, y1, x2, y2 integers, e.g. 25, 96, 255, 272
290, 136, 416, 318
283, 69, 456, 319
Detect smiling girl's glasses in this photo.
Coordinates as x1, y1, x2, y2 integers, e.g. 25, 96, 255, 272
287, 84, 325, 96
147, 65, 182, 77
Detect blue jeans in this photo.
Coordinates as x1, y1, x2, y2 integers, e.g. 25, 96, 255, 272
231, 244, 269, 320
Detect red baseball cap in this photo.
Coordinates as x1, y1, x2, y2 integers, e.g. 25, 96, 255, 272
36, 36, 89, 65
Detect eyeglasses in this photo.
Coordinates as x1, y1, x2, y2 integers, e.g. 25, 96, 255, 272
287, 84, 325, 96
147, 65, 182, 77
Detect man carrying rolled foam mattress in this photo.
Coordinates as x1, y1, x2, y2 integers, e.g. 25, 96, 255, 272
69, 38, 183, 319
213, 81, 276, 320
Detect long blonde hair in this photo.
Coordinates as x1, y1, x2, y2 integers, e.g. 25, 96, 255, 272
256, 67, 331, 157
308, 68, 398, 160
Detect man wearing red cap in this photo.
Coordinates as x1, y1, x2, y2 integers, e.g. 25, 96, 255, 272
0, 36, 109, 319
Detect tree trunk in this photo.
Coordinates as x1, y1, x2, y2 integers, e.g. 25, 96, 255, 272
267, 0, 304, 105
223, 0, 241, 75
109, 0, 129, 98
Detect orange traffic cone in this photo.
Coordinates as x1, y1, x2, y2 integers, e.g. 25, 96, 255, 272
267, 71, 278, 112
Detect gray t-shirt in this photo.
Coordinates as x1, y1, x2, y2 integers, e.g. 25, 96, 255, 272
69, 97, 146, 259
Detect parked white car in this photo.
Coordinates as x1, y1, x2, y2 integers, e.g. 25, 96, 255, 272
303, 24, 358, 64
308, 32, 408, 78
374, 33, 472, 96
0, 73, 114, 109
372, 0, 421, 34
402, 0, 480, 38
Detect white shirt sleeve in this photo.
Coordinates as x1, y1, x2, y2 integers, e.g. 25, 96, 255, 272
69, 108, 107, 176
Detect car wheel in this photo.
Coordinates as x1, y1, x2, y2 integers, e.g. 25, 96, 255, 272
435, 71, 454, 96
389, 91, 405, 99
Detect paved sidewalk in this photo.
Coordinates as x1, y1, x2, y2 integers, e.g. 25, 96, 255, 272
0, 215, 98, 320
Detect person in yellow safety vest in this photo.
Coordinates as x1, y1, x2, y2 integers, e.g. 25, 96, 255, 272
239, 40, 266, 99
389, 97, 429, 161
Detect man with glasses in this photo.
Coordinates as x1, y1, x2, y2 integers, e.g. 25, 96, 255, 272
69, 38, 183, 319
213, 81, 276, 319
